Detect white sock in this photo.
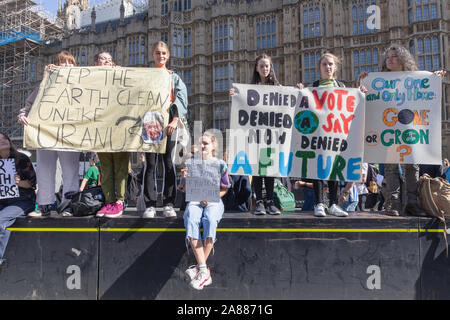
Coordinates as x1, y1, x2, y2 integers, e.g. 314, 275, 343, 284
198, 264, 208, 271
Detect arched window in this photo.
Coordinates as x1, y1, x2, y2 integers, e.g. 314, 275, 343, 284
301, 3, 324, 39
416, 36, 440, 70
351, 0, 378, 35
256, 16, 276, 49
408, 0, 439, 22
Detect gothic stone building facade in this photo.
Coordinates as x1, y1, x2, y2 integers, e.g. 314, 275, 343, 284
45, 0, 450, 160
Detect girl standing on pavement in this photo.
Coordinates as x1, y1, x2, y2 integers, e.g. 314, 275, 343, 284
296, 53, 351, 217
18, 51, 80, 217
142, 41, 188, 218
229, 54, 281, 215
94, 52, 130, 218
357, 44, 446, 216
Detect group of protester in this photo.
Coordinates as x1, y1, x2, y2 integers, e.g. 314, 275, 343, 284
0, 42, 219, 290
0, 41, 447, 291
293, 161, 449, 218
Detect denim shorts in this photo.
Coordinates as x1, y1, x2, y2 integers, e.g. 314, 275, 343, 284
183, 200, 224, 243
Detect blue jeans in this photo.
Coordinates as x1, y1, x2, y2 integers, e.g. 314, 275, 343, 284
341, 200, 358, 212
301, 188, 315, 211
183, 200, 224, 243
0, 192, 35, 264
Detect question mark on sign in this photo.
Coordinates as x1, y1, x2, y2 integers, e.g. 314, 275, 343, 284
396, 145, 411, 162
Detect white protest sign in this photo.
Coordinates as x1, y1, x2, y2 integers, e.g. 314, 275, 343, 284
185, 159, 221, 202
361, 71, 442, 164
227, 83, 365, 181
0, 159, 20, 199
24, 66, 171, 153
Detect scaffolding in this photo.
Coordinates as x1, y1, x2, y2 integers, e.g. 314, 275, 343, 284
0, 0, 63, 143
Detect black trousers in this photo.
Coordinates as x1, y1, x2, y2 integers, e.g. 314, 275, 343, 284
144, 138, 177, 207
309, 179, 338, 206
252, 176, 274, 202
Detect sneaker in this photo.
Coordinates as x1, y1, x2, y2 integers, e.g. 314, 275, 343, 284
189, 268, 212, 290
28, 205, 51, 217
142, 206, 156, 218
163, 205, 177, 218
254, 200, 266, 215
328, 204, 349, 217
265, 200, 281, 215
61, 207, 73, 217
314, 203, 327, 217
185, 265, 199, 281
104, 202, 124, 218
96, 203, 113, 217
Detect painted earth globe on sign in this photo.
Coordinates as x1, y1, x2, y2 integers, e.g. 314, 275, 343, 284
294, 110, 319, 135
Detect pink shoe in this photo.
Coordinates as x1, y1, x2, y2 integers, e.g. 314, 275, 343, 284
104, 202, 124, 218
97, 203, 113, 217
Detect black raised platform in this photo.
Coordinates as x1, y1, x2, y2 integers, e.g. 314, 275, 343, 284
1, 209, 449, 300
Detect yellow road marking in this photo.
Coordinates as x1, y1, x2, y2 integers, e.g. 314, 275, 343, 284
6, 227, 445, 233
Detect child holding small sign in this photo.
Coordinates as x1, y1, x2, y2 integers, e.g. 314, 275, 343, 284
182, 133, 230, 290
229, 54, 281, 216
0, 132, 36, 265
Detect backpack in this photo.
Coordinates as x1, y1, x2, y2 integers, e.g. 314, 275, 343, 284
273, 179, 296, 212
58, 186, 105, 217
365, 164, 379, 194
418, 174, 450, 255
221, 176, 236, 211
418, 174, 450, 219
126, 170, 141, 203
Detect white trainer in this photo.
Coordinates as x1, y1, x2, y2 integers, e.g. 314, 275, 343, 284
189, 269, 212, 290
163, 205, 177, 218
328, 204, 349, 217
185, 265, 199, 281
314, 203, 327, 217
142, 207, 156, 218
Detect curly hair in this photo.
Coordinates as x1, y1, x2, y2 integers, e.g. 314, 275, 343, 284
381, 44, 418, 72
251, 54, 280, 85
94, 51, 115, 66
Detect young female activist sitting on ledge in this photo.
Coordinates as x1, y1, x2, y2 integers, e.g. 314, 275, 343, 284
18, 51, 80, 217
182, 132, 230, 290
296, 52, 367, 218
0, 132, 36, 265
